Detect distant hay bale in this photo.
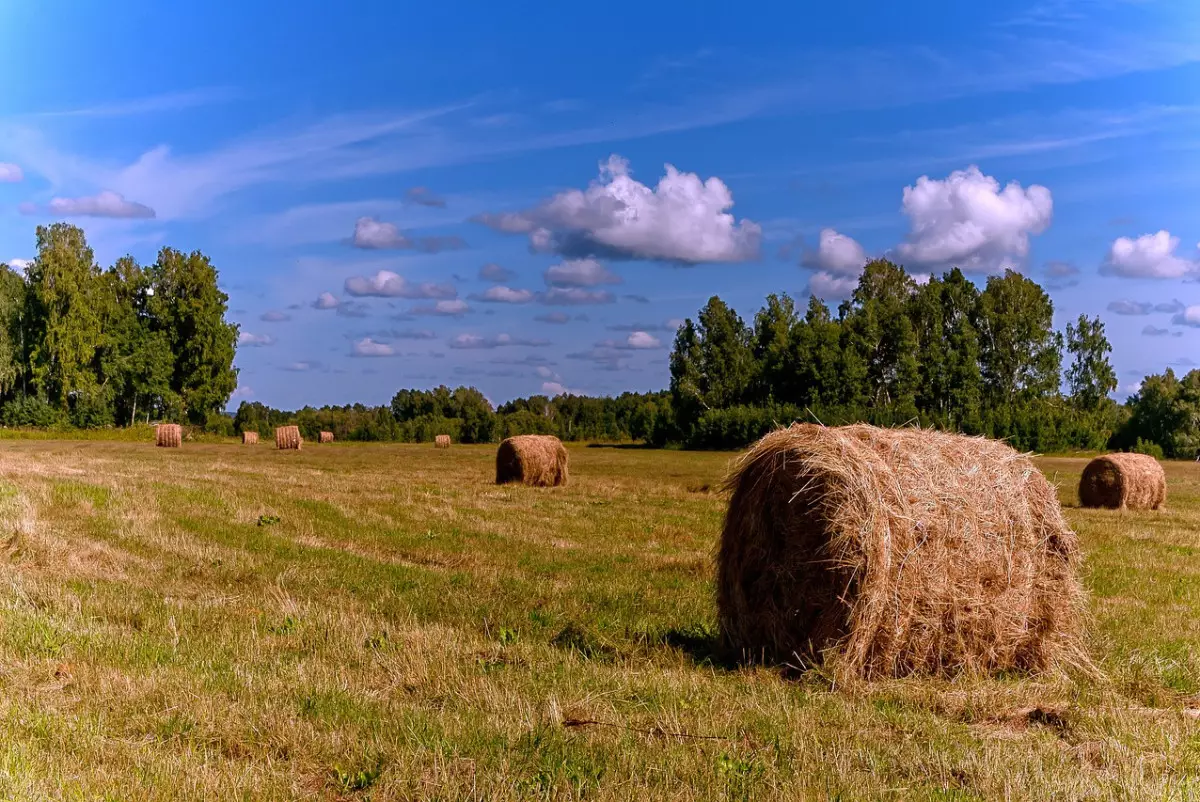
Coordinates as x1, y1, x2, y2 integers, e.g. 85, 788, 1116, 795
242, 431, 258, 445
717, 423, 1087, 682
155, 423, 182, 449
1079, 453, 1166, 510
275, 425, 302, 451
435, 434, 451, 449
495, 435, 568, 487
319, 431, 334, 444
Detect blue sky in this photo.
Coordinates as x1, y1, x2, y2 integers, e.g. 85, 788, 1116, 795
1, 0, 1199, 408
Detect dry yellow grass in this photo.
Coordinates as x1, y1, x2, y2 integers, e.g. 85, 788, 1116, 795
0, 441, 1189, 800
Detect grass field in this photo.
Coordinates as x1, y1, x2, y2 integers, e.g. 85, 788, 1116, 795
0, 440, 1195, 800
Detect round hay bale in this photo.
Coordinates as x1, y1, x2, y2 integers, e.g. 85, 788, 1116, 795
155, 423, 182, 448
242, 431, 259, 445
718, 423, 1087, 681
435, 434, 451, 449
318, 431, 334, 444
1079, 453, 1165, 510
275, 425, 302, 451
495, 435, 568, 487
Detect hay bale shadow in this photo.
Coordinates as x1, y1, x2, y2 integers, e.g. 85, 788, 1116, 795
659, 626, 738, 670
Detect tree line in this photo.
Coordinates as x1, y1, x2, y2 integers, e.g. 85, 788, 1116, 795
0, 224, 238, 428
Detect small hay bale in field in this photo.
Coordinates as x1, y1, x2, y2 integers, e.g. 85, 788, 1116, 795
495, 435, 568, 487
1079, 453, 1166, 510
242, 431, 258, 445
275, 425, 302, 451
318, 431, 334, 444
155, 423, 182, 448
717, 423, 1087, 682
435, 434, 451, 449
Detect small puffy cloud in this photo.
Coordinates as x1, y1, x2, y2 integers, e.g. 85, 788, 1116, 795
238, 332, 275, 347
312, 292, 340, 310
623, 331, 661, 349
807, 271, 859, 301
539, 287, 615, 306
282, 361, 317, 372
344, 270, 456, 299
544, 258, 622, 287
448, 333, 550, 349
536, 365, 558, 379
351, 337, 395, 357
535, 312, 572, 324
1172, 305, 1200, 327
0, 164, 22, 182
350, 217, 466, 252
1156, 300, 1185, 314
479, 262, 514, 283
1044, 260, 1080, 289
469, 286, 535, 304
1103, 231, 1197, 279
1142, 325, 1181, 337
1107, 300, 1153, 316
260, 310, 291, 322
411, 299, 470, 317
473, 155, 761, 263
896, 165, 1052, 272
28, 191, 156, 219
405, 186, 445, 208
803, 228, 868, 275
542, 381, 575, 396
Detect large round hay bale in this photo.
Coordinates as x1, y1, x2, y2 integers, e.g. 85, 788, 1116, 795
275, 425, 302, 451
495, 435, 568, 487
155, 423, 182, 448
318, 431, 334, 444
718, 423, 1086, 681
1079, 452, 1165, 510
242, 431, 258, 445
435, 434, 451, 449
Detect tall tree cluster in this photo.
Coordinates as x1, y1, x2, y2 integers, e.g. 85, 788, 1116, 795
667, 259, 1121, 451
2, 224, 239, 427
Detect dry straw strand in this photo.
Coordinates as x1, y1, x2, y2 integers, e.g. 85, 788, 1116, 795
275, 426, 302, 451
435, 434, 451, 449
1078, 453, 1166, 510
717, 423, 1089, 683
155, 423, 182, 448
495, 435, 569, 487
318, 431, 334, 444
242, 431, 259, 445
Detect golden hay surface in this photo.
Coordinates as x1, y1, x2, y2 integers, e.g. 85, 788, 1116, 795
241, 431, 258, 445
1078, 452, 1166, 510
155, 424, 182, 448
495, 435, 569, 487
274, 426, 302, 451
434, 434, 451, 449
318, 431, 334, 444
717, 423, 1088, 682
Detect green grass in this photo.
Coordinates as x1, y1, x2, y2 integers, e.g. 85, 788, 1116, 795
0, 441, 1194, 799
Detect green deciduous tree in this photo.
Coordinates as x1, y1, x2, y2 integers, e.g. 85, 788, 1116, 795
1065, 314, 1118, 410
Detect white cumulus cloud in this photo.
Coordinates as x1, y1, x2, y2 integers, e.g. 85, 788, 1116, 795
351, 337, 396, 357
312, 292, 340, 310
895, 165, 1052, 272
803, 228, 868, 275
539, 287, 615, 306
1103, 231, 1197, 279
238, 332, 275, 347
807, 272, 859, 300
544, 258, 622, 287
411, 299, 470, 316
344, 270, 456, 299
470, 286, 535, 304
474, 155, 761, 263
1172, 305, 1200, 327
624, 331, 661, 349
350, 216, 465, 252
31, 190, 156, 219
0, 164, 22, 182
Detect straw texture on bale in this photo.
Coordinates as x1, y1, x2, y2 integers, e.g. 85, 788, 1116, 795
1078, 452, 1166, 510
242, 431, 258, 445
718, 423, 1087, 681
155, 423, 182, 448
275, 425, 302, 451
495, 435, 568, 487
318, 431, 334, 444
435, 434, 451, 449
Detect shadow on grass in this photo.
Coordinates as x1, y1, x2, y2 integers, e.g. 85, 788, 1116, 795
659, 626, 739, 670
584, 442, 656, 450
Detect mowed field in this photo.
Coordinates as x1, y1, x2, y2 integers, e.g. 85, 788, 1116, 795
0, 441, 1195, 800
